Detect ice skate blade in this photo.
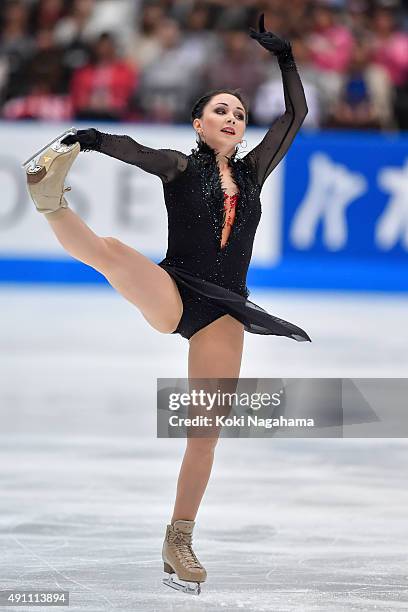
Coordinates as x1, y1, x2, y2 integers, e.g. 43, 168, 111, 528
162, 574, 201, 596
22, 127, 78, 170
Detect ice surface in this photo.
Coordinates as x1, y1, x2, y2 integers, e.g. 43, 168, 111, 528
1, 286, 407, 611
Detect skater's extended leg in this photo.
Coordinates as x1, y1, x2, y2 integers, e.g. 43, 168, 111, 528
45, 207, 112, 271
45, 208, 183, 333
26, 144, 183, 334
171, 314, 244, 523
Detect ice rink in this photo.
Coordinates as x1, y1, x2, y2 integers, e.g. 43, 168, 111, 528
1, 286, 408, 611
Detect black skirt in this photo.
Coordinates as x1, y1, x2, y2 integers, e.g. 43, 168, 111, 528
159, 263, 311, 342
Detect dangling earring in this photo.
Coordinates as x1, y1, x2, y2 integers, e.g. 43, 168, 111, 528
238, 139, 247, 150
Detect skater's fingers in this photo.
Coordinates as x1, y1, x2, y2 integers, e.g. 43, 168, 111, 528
61, 135, 78, 145
249, 28, 262, 39
60, 128, 101, 152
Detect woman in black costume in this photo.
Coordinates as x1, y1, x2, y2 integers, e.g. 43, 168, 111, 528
25, 15, 309, 594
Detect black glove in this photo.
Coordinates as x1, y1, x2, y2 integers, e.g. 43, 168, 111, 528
61, 128, 102, 151
249, 14, 295, 69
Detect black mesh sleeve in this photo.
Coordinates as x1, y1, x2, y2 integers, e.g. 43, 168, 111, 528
243, 56, 308, 190
95, 132, 188, 183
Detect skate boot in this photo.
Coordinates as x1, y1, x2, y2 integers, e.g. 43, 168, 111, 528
22, 127, 78, 169
162, 519, 206, 595
23, 131, 80, 214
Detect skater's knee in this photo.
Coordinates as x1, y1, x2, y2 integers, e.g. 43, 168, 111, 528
66, 236, 122, 275
102, 236, 123, 253
187, 436, 219, 454
100, 236, 126, 268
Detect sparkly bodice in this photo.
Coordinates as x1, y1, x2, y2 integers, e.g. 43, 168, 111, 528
89, 61, 307, 298
158, 142, 261, 298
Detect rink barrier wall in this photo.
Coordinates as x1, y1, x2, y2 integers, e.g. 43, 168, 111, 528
1, 122, 407, 292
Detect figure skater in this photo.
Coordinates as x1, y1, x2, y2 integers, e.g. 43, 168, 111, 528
24, 14, 309, 595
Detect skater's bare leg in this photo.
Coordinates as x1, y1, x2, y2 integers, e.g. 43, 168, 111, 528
44, 207, 183, 333
45, 207, 111, 270
170, 315, 244, 523
26, 141, 182, 333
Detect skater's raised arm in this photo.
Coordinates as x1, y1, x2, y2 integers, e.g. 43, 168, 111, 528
244, 15, 308, 189
62, 129, 188, 184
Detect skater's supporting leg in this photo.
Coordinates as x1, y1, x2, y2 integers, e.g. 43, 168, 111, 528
171, 315, 244, 523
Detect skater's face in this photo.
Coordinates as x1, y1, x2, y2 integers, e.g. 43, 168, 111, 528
193, 93, 246, 157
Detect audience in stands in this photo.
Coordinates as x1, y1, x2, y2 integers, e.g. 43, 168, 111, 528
0, 0, 407, 130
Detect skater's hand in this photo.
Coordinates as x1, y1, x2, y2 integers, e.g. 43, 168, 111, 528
249, 14, 292, 59
61, 128, 101, 151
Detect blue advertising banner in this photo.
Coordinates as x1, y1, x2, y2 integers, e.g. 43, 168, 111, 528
248, 130, 408, 292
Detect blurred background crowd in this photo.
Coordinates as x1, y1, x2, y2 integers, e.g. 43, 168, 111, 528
0, 0, 407, 130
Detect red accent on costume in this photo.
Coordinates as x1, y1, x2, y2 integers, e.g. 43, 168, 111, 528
223, 191, 238, 228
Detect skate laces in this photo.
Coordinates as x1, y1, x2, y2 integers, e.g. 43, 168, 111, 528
169, 530, 202, 569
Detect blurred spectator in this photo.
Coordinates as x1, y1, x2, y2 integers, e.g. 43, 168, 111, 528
304, 3, 356, 115
126, 2, 165, 70
136, 17, 206, 122
201, 29, 265, 111
369, 6, 408, 129
2, 28, 72, 120
27, 28, 65, 93
285, 0, 311, 38
0, 0, 35, 101
54, 0, 95, 86
344, 0, 371, 39
0, 0, 407, 130
306, 3, 355, 72
368, 6, 408, 86
54, 0, 95, 47
29, 0, 66, 33
82, 0, 138, 51
180, 3, 219, 68
252, 35, 323, 129
70, 31, 136, 121
326, 39, 394, 129
213, 5, 251, 31
2, 78, 72, 120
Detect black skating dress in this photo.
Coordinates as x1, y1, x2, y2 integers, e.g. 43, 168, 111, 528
84, 55, 311, 342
